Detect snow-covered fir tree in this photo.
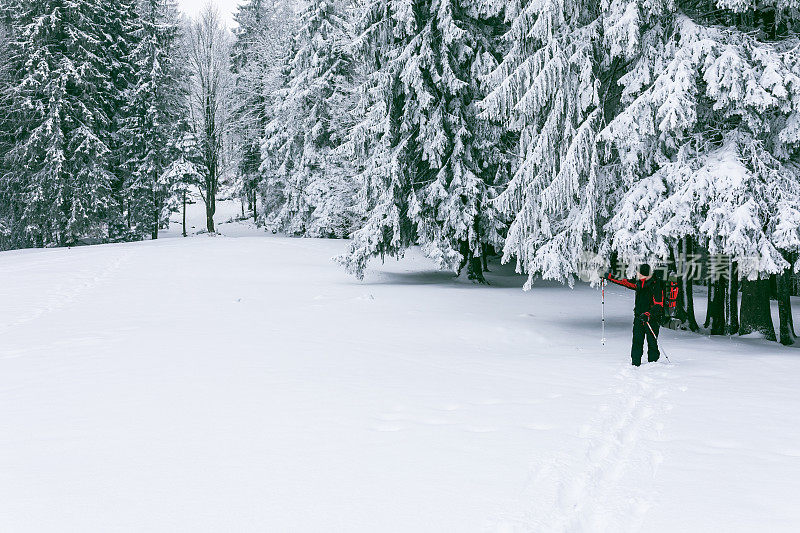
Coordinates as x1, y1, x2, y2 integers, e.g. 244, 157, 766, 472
599, 1, 800, 339
231, 0, 296, 217
0, 9, 12, 154
231, 0, 268, 218
102, 0, 142, 240
0, 10, 12, 248
161, 127, 203, 237
1, 0, 135, 247
479, 0, 607, 288
601, 2, 800, 271
405, 0, 509, 282
338, 0, 509, 281
261, 0, 356, 237
121, 0, 187, 240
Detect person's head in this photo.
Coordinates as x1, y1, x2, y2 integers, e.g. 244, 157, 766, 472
636, 264, 652, 280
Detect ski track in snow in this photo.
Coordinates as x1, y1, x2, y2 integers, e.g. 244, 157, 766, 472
500, 363, 680, 533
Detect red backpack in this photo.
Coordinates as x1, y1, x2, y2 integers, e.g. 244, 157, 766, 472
664, 274, 680, 318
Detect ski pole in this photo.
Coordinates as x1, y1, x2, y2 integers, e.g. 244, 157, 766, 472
646, 321, 671, 363
601, 278, 606, 346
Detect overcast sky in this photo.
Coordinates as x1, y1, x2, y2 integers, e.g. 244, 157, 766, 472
176, 0, 240, 27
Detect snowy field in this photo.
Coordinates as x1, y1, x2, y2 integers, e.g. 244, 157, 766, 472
2, 200, 799, 532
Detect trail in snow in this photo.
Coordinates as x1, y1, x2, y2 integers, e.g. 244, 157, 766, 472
552, 364, 676, 532
0, 247, 133, 340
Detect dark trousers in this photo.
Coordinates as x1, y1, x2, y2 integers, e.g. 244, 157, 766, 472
631, 319, 660, 366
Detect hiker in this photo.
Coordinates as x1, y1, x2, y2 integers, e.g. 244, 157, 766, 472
605, 264, 665, 366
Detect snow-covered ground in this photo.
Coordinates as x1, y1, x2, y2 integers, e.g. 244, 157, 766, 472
1, 200, 799, 532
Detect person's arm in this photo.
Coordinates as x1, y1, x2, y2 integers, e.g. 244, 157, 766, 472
604, 273, 638, 290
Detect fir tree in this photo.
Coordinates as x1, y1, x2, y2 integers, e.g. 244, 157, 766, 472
600, 2, 800, 338
0, 9, 13, 248
121, 0, 187, 240
480, 0, 607, 288
261, 0, 355, 237
232, 0, 289, 217
102, 0, 141, 240
338, 0, 509, 280
2, 0, 121, 247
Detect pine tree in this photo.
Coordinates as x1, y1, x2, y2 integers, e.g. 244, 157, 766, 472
232, 0, 290, 217
338, 0, 509, 280
2, 0, 122, 247
162, 126, 203, 237
406, 0, 508, 283
600, 2, 800, 338
259, 47, 294, 225
0, 5, 13, 157
102, 0, 141, 240
122, 0, 187, 240
0, 7, 13, 248
231, 0, 264, 218
261, 0, 355, 237
479, 0, 606, 288
333, 0, 410, 275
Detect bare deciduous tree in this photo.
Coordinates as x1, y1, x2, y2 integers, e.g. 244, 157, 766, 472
185, 4, 233, 233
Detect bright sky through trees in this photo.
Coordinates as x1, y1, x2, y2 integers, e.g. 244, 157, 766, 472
176, 0, 239, 27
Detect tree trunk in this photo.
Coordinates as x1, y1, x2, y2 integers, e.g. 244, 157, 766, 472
704, 280, 713, 329
206, 188, 216, 233
152, 205, 159, 241
729, 263, 739, 334
777, 268, 797, 346
740, 278, 776, 341
710, 275, 727, 335
467, 255, 486, 283
684, 279, 699, 331
459, 240, 486, 284
677, 238, 699, 331
182, 189, 187, 238
724, 273, 730, 333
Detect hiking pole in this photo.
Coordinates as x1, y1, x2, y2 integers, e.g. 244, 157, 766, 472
601, 278, 606, 346
646, 321, 671, 363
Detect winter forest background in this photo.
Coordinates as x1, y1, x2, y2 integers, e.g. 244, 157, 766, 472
1, 0, 800, 347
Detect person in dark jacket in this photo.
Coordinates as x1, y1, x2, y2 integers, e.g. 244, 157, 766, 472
605, 264, 665, 366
